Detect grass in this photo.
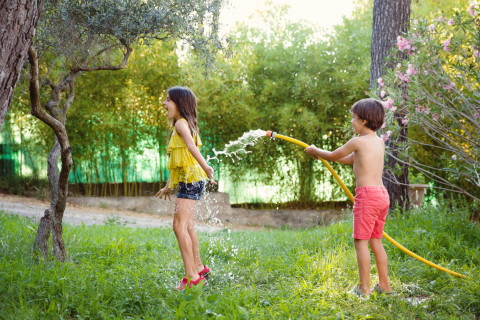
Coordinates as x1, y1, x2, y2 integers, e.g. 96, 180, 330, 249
0, 204, 479, 319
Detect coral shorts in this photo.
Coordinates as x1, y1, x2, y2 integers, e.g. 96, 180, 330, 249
353, 186, 390, 240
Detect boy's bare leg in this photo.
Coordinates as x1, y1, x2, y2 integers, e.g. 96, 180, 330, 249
369, 238, 392, 291
354, 239, 371, 294
173, 199, 199, 280
187, 218, 205, 273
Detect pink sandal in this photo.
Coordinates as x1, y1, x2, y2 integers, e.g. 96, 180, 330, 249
198, 265, 211, 279
175, 276, 207, 290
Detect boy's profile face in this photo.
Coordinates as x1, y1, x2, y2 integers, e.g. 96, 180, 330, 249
351, 113, 367, 134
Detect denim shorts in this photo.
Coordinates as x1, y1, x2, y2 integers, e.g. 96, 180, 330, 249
177, 181, 205, 200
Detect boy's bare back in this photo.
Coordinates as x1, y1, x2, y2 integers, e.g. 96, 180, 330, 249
350, 133, 385, 188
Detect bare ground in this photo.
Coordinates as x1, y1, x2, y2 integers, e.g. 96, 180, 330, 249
0, 193, 348, 232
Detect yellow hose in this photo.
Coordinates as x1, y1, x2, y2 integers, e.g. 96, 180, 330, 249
268, 132, 468, 279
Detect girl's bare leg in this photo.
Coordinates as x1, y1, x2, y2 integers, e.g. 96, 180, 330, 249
187, 218, 205, 273
173, 198, 199, 280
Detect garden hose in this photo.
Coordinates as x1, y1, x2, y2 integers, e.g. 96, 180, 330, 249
266, 130, 468, 279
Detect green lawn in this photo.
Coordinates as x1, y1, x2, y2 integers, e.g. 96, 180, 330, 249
0, 204, 479, 319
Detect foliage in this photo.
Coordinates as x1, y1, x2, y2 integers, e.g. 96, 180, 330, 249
36, 0, 224, 70
1, 203, 479, 318
67, 41, 180, 194
376, 3, 480, 202
198, 3, 372, 203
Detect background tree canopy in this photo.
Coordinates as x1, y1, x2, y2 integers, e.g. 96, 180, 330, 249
1, 0, 476, 206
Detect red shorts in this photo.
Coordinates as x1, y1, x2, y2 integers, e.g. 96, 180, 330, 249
353, 186, 390, 240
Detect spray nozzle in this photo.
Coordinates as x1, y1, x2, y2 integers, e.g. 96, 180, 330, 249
266, 130, 277, 140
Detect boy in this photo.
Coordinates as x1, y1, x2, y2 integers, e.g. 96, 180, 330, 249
305, 98, 393, 296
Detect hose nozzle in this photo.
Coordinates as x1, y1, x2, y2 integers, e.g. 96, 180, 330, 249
266, 130, 277, 140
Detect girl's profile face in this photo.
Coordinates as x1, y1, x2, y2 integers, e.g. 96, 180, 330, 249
163, 95, 180, 120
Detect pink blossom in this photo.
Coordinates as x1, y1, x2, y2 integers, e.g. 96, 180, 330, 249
397, 70, 411, 83
396, 36, 412, 51
406, 63, 417, 76
416, 105, 431, 114
413, 19, 419, 25
380, 89, 386, 98
437, 16, 444, 22
428, 24, 435, 32
443, 38, 451, 52
390, 106, 397, 112
448, 19, 454, 25
468, 4, 476, 16
387, 130, 392, 137
380, 134, 389, 142
443, 82, 455, 90
381, 122, 387, 129
432, 113, 439, 120
402, 118, 409, 124
423, 70, 428, 75
396, 63, 402, 69
365, 91, 369, 95
452, 155, 457, 160
382, 98, 394, 109
377, 77, 385, 87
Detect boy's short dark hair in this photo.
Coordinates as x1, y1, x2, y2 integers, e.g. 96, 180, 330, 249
350, 98, 385, 131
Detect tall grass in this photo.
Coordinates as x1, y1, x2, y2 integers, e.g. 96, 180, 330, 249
0, 203, 479, 319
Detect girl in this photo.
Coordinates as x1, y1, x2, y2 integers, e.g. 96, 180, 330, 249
155, 86, 216, 290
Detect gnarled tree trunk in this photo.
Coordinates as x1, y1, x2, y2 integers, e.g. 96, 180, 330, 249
0, 0, 43, 130
33, 138, 60, 257
29, 46, 73, 262
370, 0, 412, 211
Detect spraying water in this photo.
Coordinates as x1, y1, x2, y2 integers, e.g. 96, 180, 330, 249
156, 129, 268, 226
206, 129, 267, 163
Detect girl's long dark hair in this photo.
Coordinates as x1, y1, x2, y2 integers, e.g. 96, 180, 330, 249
168, 86, 199, 138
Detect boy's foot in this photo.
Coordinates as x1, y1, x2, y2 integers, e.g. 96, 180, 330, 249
373, 283, 396, 296
198, 265, 211, 279
350, 285, 369, 298
174, 277, 207, 291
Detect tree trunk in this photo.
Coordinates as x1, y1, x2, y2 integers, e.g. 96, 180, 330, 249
33, 138, 60, 257
0, 0, 43, 130
370, 0, 412, 211
29, 46, 73, 262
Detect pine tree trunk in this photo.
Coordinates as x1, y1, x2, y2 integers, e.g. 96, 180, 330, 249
370, 0, 412, 211
0, 0, 43, 130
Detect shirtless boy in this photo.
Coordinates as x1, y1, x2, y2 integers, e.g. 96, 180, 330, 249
305, 98, 393, 296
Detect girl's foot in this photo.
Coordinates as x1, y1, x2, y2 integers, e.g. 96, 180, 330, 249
175, 276, 207, 290
198, 265, 211, 279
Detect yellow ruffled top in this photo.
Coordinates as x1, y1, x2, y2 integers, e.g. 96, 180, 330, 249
167, 119, 207, 189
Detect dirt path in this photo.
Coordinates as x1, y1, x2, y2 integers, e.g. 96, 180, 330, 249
0, 194, 224, 232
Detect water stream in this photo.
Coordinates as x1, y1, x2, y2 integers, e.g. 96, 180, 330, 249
206, 129, 267, 164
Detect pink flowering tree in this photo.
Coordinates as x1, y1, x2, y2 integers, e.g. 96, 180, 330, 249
376, 4, 480, 202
